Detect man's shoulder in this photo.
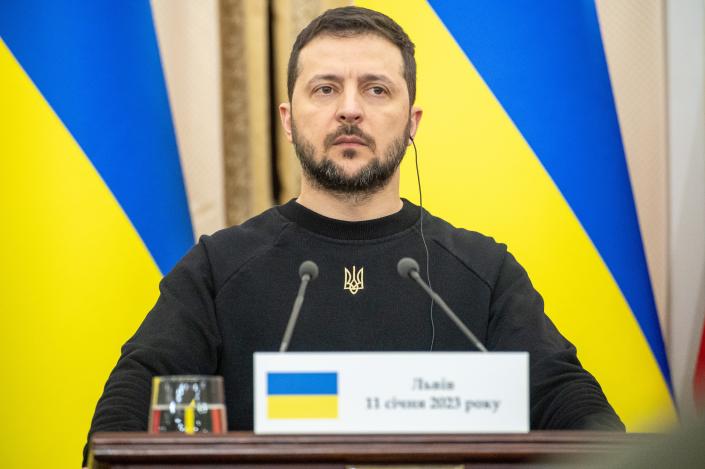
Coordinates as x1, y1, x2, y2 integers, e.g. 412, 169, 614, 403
422, 211, 509, 286
207, 205, 289, 245
195, 206, 292, 289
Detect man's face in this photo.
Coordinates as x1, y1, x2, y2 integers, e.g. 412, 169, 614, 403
280, 33, 422, 196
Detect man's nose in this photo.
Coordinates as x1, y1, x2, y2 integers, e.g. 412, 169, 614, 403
336, 90, 363, 124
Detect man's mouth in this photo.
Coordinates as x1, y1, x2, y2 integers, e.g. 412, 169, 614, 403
333, 136, 367, 146
323, 125, 376, 152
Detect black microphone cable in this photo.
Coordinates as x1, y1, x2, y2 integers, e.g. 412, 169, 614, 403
410, 136, 436, 351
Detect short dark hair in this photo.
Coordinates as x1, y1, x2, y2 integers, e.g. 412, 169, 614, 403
287, 6, 416, 104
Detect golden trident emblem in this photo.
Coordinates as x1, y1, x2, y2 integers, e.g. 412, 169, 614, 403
344, 266, 364, 295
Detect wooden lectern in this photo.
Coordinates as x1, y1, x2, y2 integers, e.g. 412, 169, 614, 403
89, 431, 649, 468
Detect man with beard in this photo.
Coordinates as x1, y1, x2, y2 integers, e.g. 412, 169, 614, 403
84, 5, 623, 465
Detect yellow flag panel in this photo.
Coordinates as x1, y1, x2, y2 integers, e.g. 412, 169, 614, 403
0, 40, 162, 468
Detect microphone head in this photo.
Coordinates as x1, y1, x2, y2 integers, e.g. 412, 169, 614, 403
299, 260, 319, 280
397, 257, 420, 279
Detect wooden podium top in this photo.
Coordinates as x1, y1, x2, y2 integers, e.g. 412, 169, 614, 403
89, 431, 652, 468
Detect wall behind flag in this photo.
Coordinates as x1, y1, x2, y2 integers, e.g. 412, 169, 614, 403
594, 0, 669, 343
666, 0, 705, 418
151, 0, 226, 237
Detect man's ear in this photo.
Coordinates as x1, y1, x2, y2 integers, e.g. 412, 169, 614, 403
279, 103, 293, 143
409, 105, 423, 144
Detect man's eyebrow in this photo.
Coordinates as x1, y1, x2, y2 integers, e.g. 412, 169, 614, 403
307, 74, 343, 86
359, 74, 395, 86
306, 73, 397, 87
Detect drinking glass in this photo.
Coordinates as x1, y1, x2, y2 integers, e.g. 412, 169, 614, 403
148, 375, 227, 434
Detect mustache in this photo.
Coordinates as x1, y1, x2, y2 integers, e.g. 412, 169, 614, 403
323, 125, 376, 152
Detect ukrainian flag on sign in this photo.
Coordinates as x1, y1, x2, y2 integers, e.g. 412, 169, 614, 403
356, 0, 677, 430
1, 1, 193, 467
268, 372, 339, 419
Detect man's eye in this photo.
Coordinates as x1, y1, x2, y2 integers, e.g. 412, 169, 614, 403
369, 86, 387, 96
316, 86, 334, 95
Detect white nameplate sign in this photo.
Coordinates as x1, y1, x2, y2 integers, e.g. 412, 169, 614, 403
254, 352, 529, 434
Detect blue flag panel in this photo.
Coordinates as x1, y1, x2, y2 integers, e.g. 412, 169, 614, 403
0, 0, 194, 274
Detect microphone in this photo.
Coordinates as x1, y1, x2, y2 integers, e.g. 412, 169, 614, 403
279, 261, 319, 352
397, 257, 488, 352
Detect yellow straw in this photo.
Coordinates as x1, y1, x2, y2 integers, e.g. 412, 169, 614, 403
184, 399, 196, 434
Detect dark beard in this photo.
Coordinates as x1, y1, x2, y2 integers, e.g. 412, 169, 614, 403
292, 120, 410, 198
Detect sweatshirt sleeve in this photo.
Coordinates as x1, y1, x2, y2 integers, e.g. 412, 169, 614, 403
82, 238, 222, 465
486, 249, 625, 431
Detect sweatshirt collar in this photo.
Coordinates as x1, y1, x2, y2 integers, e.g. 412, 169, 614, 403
277, 198, 419, 240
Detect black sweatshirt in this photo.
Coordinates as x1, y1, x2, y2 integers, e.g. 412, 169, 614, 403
84, 199, 623, 462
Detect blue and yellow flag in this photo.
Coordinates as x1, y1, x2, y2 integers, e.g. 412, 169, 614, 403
0, 1, 193, 467
267, 372, 339, 419
356, 0, 675, 430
